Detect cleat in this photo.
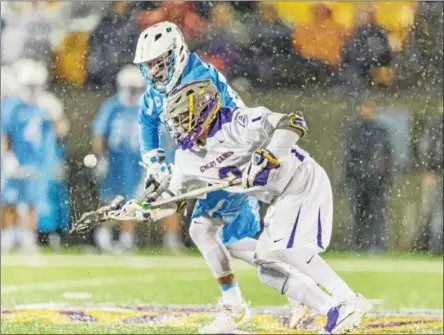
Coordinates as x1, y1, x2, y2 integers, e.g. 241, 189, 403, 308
288, 298, 311, 329
199, 301, 251, 334
321, 294, 373, 334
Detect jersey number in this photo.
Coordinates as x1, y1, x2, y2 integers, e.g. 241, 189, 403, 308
23, 117, 43, 149
218, 166, 242, 180
109, 120, 139, 151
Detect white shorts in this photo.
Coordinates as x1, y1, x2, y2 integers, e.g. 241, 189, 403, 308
256, 159, 333, 258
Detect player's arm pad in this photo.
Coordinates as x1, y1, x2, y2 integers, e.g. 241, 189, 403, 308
274, 113, 307, 138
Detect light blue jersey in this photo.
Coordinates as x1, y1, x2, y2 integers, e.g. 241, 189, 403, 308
37, 139, 70, 234
139, 53, 244, 153
93, 95, 143, 202
1, 98, 57, 205
138, 52, 260, 246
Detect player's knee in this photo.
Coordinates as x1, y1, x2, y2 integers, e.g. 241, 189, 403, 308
189, 216, 220, 248
257, 263, 290, 294
190, 217, 233, 278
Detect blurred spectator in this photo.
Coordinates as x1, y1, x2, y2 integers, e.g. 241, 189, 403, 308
138, 1, 206, 46
341, 4, 393, 92
1, 59, 57, 254
293, 3, 348, 83
91, 65, 146, 253
419, 109, 443, 255
248, 2, 295, 87
343, 100, 393, 252
1, 2, 54, 66
197, 2, 249, 77
87, 2, 140, 89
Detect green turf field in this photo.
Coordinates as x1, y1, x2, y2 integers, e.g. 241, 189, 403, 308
1, 251, 443, 334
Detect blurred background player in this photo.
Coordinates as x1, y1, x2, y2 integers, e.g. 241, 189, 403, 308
91, 65, 145, 253
1, 58, 57, 254
35, 79, 71, 249
1, 65, 18, 250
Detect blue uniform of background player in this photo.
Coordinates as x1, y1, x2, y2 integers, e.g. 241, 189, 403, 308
1, 97, 57, 206
91, 65, 146, 253
93, 95, 143, 202
36, 135, 70, 234
36, 92, 71, 236
1, 94, 57, 254
136, 41, 260, 247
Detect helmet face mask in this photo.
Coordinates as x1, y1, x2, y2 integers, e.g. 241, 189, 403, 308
138, 50, 175, 92
163, 80, 221, 151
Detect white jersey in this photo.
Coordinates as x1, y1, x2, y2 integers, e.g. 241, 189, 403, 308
169, 106, 312, 202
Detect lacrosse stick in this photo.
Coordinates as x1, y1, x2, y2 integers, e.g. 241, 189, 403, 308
70, 179, 241, 234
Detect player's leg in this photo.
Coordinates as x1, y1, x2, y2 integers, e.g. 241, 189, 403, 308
95, 177, 117, 253
189, 215, 244, 305
36, 179, 63, 250
1, 205, 19, 253
255, 200, 339, 325
119, 220, 136, 252
1, 179, 23, 253
21, 205, 39, 253
160, 136, 185, 253
94, 224, 114, 253
10, 179, 39, 254
226, 237, 257, 265
189, 201, 250, 334
261, 164, 371, 333
285, 171, 358, 303
161, 213, 184, 253
222, 196, 313, 329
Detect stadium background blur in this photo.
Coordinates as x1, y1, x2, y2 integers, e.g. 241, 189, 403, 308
1, 1, 443, 255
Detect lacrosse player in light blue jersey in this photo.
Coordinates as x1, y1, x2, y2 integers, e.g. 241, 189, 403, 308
91, 65, 146, 253
1, 59, 58, 254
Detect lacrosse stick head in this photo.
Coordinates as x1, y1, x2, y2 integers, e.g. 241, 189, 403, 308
69, 211, 103, 234
69, 195, 126, 234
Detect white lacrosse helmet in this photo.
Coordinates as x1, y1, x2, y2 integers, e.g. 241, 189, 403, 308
14, 58, 48, 87
116, 65, 146, 107
133, 21, 189, 94
1, 65, 17, 99
163, 80, 221, 151
116, 65, 146, 89
13, 58, 48, 103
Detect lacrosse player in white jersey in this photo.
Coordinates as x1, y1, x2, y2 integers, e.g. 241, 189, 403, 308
128, 80, 372, 334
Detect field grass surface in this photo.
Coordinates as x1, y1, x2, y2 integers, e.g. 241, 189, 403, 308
1, 252, 443, 334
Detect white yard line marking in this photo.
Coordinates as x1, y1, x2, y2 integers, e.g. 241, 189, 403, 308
1, 255, 442, 273
2, 275, 154, 293
61, 292, 92, 300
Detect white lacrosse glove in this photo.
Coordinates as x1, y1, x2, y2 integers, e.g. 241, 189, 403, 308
141, 148, 172, 201
242, 149, 281, 188
95, 157, 108, 181
108, 197, 178, 223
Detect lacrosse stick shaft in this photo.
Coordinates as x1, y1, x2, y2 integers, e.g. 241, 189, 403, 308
150, 179, 242, 208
